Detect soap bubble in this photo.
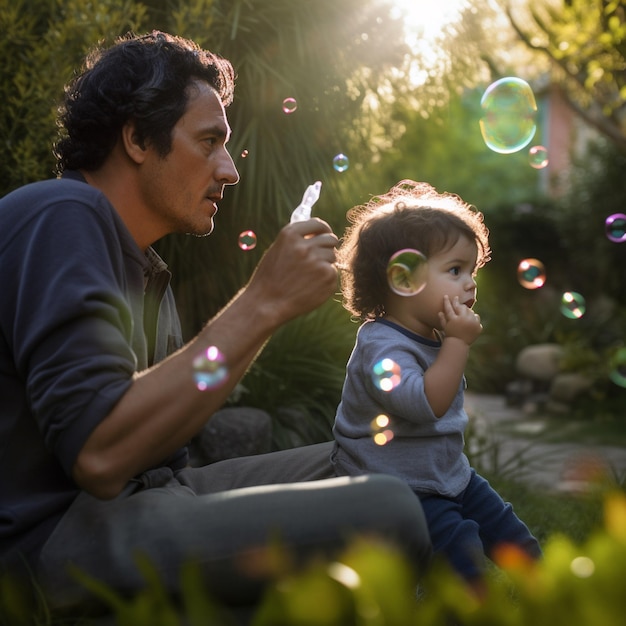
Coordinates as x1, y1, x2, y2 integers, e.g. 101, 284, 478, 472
282, 97, 297, 114
560, 291, 586, 319
241, 149, 249, 158
479, 77, 537, 154
387, 249, 428, 296
193, 346, 228, 390
517, 258, 546, 289
528, 145, 549, 169
609, 348, 626, 388
372, 358, 401, 391
333, 153, 349, 172
605, 213, 626, 243
238, 230, 257, 251
370, 413, 395, 445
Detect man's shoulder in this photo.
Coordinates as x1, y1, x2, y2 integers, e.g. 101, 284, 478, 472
0, 176, 123, 250
1, 176, 105, 209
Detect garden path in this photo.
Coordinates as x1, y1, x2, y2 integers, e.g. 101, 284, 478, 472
464, 392, 626, 493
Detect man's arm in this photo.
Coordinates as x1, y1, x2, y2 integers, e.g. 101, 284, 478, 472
72, 218, 338, 499
423, 295, 482, 418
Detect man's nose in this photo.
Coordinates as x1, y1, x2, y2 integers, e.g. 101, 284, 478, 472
219, 148, 240, 186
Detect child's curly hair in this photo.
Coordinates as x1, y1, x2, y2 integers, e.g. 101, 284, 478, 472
337, 180, 491, 320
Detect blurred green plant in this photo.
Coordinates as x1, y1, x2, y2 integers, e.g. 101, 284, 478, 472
4, 490, 624, 626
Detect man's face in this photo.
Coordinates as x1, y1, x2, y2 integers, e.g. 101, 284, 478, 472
140, 80, 239, 239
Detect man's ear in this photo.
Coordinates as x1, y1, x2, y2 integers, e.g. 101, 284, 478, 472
121, 119, 147, 164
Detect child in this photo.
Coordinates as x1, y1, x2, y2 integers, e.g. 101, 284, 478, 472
331, 179, 541, 590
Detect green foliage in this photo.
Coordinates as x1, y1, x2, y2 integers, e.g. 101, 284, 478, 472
373, 88, 544, 210
465, 139, 626, 399
231, 299, 357, 448
69, 555, 233, 626
0, 0, 146, 196
5, 490, 623, 626
503, 0, 626, 153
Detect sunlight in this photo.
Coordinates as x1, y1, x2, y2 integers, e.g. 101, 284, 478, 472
386, 0, 469, 84
388, 0, 467, 44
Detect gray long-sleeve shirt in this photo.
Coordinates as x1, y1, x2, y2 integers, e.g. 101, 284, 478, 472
332, 318, 471, 497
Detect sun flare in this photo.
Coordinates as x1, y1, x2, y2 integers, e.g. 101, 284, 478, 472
388, 0, 467, 48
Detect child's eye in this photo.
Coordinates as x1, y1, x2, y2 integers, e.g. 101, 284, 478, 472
449, 267, 460, 276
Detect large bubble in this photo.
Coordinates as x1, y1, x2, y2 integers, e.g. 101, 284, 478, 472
386, 249, 428, 296
480, 77, 537, 154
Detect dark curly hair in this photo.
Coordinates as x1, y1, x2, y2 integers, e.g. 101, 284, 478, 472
54, 31, 236, 173
337, 180, 491, 320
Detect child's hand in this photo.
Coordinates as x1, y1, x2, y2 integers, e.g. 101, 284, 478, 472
438, 295, 482, 345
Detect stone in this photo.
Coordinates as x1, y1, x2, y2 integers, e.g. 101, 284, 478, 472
188, 407, 273, 466
516, 343, 564, 381
549, 372, 594, 403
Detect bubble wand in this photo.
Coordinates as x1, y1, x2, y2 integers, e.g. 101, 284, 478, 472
290, 180, 322, 223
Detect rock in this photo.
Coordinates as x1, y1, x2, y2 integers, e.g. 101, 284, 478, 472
188, 407, 273, 466
549, 372, 594, 403
516, 343, 564, 381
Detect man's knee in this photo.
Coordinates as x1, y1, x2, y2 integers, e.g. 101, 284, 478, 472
342, 474, 432, 571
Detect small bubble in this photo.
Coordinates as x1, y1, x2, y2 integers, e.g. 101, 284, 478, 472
193, 346, 228, 391
238, 230, 257, 251
241, 149, 249, 158
517, 258, 546, 289
560, 291, 586, 319
282, 97, 297, 114
528, 145, 549, 169
370, 415, 395, 446
570, 556, 595, 578
387, 249, 428, 296
605, 213, 626, 243
372, 359, 401, 392
609, 348, 626, 388
373, 430, 395, 446
370, 414, 390, 430
333, 153, 349, 172
479, 77, 537, 154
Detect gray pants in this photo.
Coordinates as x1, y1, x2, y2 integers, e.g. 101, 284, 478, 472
36, 442, 431, 612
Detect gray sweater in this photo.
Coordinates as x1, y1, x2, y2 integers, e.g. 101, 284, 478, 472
332, 318, 471, 497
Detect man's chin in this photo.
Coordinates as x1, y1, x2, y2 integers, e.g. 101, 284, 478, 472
186, 221, 215, 238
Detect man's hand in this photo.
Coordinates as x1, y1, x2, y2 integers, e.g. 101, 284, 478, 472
438, 295, 482, 346
246, 218, 339, 326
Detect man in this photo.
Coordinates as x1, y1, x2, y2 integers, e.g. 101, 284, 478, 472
0, 31, 431, 612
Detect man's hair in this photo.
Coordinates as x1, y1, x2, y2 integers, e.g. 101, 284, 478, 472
54, 31, 235, 173
337, 180, 491, 320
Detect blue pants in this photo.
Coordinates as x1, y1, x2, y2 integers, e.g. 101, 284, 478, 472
417, 470, 541, 581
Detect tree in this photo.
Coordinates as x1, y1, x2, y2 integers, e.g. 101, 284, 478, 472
0, 0, 146, 196
503, 0, 626, 153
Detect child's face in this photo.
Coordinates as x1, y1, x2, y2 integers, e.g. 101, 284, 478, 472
386, 235, 479, 338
